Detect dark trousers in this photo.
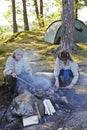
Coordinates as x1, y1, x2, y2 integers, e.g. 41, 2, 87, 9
5, 75, 17, 95
59, 69, 73, 87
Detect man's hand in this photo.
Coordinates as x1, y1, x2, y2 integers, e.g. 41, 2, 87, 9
11, 72, 16, 78
66, 85, 73, 89
55, 78, 59, 89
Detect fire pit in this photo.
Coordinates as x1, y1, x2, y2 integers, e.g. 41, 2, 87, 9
1, 50, 87, 130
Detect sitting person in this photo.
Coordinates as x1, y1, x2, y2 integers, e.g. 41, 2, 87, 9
54, 50, 79, 89
3, 48, 33, 95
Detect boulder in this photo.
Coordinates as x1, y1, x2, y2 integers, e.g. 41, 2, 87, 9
10, 90, 45, 117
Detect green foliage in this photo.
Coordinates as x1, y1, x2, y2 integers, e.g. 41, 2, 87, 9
3, 0, 63, 31
0, 26, 10, 39
79, 0, 87, 5
43, 0, 62, 26
3, 7, 12, 23
4, 9, 11, 19
0, 48, 7, 54
74, 0, 84, 10
3, 0, 87, 32
74, 0, 87, 19
44, 13, 61, 27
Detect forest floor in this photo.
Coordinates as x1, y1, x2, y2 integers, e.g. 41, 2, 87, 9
0, 27, 87, 83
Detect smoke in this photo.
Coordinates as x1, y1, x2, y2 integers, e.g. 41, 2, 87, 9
33, 75, 52, 91
23, 50, 41, 62
23, 50, 53, 91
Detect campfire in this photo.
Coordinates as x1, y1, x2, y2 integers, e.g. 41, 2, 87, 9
1, 72, 87, 130
9, 73, 72, 128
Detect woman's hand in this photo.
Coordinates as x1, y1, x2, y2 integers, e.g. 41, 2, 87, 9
66, 85, 73, 89
55, 78, 59, 89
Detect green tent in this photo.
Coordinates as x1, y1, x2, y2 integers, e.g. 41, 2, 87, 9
44, 19, 87, 44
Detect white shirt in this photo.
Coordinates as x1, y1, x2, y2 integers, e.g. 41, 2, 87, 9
54, 57, 79, 86
3, 56, 32, 76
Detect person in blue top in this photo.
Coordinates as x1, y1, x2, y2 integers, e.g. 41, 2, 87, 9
54, 50, 79, 89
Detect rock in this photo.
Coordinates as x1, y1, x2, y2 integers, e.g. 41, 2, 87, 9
23, 121, 60, 130
10, 90, 45, 116
65, 111, 87, 130
78, 74, 87, 86
36, 72, 53, 79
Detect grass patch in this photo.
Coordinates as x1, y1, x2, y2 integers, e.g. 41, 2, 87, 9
0, 48, 7, 54
73, 43, 87, 63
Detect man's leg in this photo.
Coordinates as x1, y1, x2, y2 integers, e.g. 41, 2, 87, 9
5, 75, 17, 95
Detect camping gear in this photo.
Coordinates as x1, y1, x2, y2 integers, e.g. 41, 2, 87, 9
35, 102, 46, 124
22, 115, 39, 126
44, 19, 87, 44
43, 99, 56, 115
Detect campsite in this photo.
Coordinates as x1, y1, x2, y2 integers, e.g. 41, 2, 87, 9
0, 0, 87, 130
0, 27, 87, 130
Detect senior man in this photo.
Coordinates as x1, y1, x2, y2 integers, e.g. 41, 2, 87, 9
3, 48, 33, 95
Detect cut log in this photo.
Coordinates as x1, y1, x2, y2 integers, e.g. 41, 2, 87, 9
22, 115, 39, 127
43, 99, 56, 115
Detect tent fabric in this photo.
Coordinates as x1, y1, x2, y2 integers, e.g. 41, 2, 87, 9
44, 19, 87, 44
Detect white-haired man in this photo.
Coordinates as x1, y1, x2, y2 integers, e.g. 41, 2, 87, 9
3, 48, 32, 95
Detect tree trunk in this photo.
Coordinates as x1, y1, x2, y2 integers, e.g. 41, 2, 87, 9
12, 0, 18, 33
34, 0, 39, 19
61, 0, 76, 51
40, 0, 44, 27
75, 0, 78, 19
34, 0, 44, 27
34, 0, 41, 27
22, 0, 29, 30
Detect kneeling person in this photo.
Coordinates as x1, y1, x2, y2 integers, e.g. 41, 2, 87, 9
54, 50, 79, 89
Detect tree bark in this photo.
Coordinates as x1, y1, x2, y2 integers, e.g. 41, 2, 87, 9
34, 0, 39, 20
75, 0, 78, 19
12, 0, 18, 33
40, 0, 44, 27
61, 0, 76, 51
34, 0, 41, 27
34, 0, 44, 27
22, 0, 29, 30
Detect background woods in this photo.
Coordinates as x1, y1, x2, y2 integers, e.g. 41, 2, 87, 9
0, 0, 87, 51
